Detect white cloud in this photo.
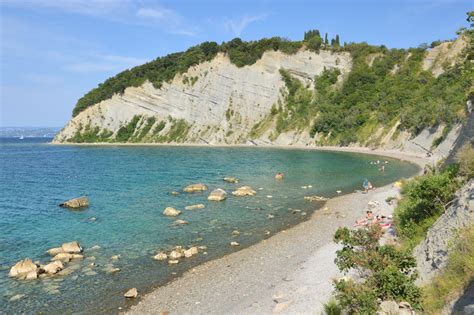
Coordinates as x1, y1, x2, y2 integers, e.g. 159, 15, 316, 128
224, 14, 268, 37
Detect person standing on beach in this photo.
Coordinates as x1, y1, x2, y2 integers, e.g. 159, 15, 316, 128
363, 178, 369, 193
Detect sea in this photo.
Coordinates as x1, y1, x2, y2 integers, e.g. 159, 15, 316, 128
0, 137, 419, 313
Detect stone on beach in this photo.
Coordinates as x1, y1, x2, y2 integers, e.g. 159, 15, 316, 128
163, 207, 181, 217
208, 188, 227, 201
232, 186, 257, 197
183, 183, 208, 193
9, 259, 38, 278
223, 176, 239, 183
124, 288, 138, 298
154, 252, 168, 261
43, 261, 64, 274
61, 241, 83, 254
184, 247, 198, 258
59, 196, 89, 209
185, 204, 205, 210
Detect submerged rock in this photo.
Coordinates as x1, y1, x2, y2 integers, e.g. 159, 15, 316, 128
163, 207, 181, 217
208, 188, 227, 201
124, 288, 138, 298
183, 183, 207, 193
59, 196, 89, 209
275, 173, 284, 180
173, 219, 189, 225
9, 294, 25, 302
168, 259, 179, 265
230, 241, 240, 246
185, 204, 205, 210
223, 176, 239, 183
232, 186, 256, 197
9, 259, 38, 278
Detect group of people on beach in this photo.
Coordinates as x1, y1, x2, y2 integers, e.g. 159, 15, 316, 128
354, 210, 392, 230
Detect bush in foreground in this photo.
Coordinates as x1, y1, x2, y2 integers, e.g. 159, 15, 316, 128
331, 225, 421, 314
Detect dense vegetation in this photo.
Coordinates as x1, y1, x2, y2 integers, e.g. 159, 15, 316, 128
331, 225, 422, 313
394, 143, 473, 249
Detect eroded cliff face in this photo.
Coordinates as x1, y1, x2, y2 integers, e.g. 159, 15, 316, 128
53, 36, 468, 160
53, 49, 352, 144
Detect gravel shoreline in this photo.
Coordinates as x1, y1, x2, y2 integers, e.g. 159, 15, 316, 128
127, 150, 428, 315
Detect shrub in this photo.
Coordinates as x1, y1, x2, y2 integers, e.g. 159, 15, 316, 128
394, 168, 461, 247
332, 225, 422, 313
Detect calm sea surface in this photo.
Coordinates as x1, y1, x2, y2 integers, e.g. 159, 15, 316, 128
0, 138, 419, 313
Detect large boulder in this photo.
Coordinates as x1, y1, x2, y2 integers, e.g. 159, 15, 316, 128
232, 186, 256, 197
185, 204, 205, 210
9, 259, 38, 278
163, 207, 181, 217
183, 183, 207, 193
223, 176, 239, 183
43, 261, 64, 274
208, 188, 227, 201
61, 241, 83, 254
59, 196, 89, 209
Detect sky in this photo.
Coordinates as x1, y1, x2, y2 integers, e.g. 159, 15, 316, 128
0, 0, 472, 127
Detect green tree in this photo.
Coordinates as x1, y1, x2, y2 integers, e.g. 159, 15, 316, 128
324, 32, 329, 45
335, 34, 340, 47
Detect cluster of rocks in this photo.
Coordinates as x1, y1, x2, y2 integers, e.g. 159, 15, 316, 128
153, 245, 207, 264
9, 241, 83, 280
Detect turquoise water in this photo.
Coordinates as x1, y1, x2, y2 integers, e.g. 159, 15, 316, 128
0, 138, 419, 313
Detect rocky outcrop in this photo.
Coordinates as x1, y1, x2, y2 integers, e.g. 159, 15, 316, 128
59, 196, 89, 209
413, 180, 474, 284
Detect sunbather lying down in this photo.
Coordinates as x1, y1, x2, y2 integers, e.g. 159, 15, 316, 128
354, 210, 393, 229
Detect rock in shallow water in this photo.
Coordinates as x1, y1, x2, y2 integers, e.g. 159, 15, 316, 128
59, 196, 89, 209
124, 288, 138, 298
208, 188, 227, 201
185, 204, 205, 210
232, 186, 256, 197
61, 241, 83, 254
183, 183, 207, 193
9, 259, 38, 278
163, 207, 181, 217
223, 176, 239, 183
153, 252, 168, 261
43, 261, 64, 275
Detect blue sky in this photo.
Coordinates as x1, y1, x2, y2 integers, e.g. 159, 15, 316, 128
0, 0, 471, 127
